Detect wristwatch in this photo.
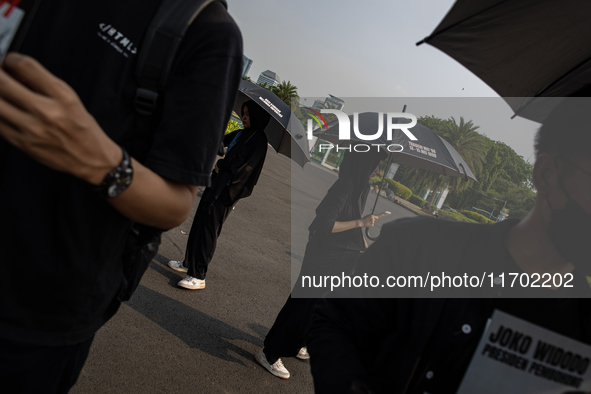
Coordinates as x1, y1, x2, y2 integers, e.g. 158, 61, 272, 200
93, 148, 134, 199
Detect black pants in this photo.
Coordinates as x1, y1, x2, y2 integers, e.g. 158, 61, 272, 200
263, 295, 318, 364
263, 241, 363, 364
184, 187, 234, 280
0, 335, 94, 394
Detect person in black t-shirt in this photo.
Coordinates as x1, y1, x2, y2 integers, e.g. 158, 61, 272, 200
307, 98, 591, 393
167, 100, 269, 289
0, 2, 242, 393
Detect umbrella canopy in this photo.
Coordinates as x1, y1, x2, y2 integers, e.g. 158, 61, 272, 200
417, 0, 591, 123
315, 112, 477, 181
234, 80, 309, 168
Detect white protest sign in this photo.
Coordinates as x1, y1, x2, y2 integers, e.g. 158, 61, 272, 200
458, 310, 591, 394
0, 3, 24, 61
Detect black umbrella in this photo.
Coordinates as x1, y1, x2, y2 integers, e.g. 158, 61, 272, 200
315, 112, 477, 181
315, 111, 477, 239
234, 80, 309, 168
417, 0, 591, 123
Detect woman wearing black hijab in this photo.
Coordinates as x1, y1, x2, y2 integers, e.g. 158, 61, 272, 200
256, 148, 389, 379
168, 100, 270, 289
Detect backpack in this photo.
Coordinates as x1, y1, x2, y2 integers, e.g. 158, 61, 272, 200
117, 0, 228, 302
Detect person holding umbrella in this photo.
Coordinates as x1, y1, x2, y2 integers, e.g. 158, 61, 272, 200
168, 100, 270, 289
255, 148, 389, 379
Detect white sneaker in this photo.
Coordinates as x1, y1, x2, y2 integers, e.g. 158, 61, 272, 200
168, 260, 188, 273
178, 276, 205, 290
255, 348, 290, 379
296, 347, 310, 360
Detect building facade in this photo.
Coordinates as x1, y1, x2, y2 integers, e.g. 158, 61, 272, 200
256, 70, 280, 88
311, 94, 346, 111
242, 55, 253, 77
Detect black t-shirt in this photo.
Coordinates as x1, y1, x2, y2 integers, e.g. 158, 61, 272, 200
308, 178, 366, 252
0, 1, 242, 346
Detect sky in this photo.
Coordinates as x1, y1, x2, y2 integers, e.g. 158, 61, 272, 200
228, 0, 540, 162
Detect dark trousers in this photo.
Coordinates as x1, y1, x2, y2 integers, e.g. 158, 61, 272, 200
184, 187, 234, 280
263, 295, 318, 364
263, 240, 363, 364
0, 335, 94, 394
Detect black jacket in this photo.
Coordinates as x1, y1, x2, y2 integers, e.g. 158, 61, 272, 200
207, 128, 268, 205
307, 217, 591, 393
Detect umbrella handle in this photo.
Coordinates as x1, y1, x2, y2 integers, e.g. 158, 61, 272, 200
365, 227, 379, 241
365, 150, 396, 242
364, 105, 406, 242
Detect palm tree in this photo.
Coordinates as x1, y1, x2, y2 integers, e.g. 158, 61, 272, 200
429, 117, 486, 209
407, 117, 486, 210
270, 80, 299, 108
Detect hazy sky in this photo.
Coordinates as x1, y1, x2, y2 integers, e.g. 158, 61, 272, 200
228, 0, 540, 162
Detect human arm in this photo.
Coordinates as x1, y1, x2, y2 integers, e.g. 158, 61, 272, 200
0, 54, 198, 229
332, 214, 378, 233
332, 211, 391, 233
0, 3, 243, 229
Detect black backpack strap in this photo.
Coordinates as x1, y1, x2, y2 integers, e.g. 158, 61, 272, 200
130, 0, 227, 161
120, 0, 228, 302
134, 0, 228, 117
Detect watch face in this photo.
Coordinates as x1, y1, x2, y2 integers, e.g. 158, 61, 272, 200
96, 149, 133, 199
106, 167, 133, 198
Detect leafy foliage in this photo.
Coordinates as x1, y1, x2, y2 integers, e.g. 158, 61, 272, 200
225, 119, 242, 135
400, 115, 535, 220
459, 210, 495, 224
369, 177, 412, 199
270, 80, 300, 109
370, 176, 385, 186
386, 179, 412, 200
445, 141, 536, 220
438, 210, 479, 223
403, 116, 486, 210
409, 194, 428, 208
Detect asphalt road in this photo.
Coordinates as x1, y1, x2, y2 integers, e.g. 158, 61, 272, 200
71, 146, 415, 394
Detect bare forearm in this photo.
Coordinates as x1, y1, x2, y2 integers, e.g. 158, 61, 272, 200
332, 220, 360, 233
107, 158, 197, 229
332, 214, 379, 233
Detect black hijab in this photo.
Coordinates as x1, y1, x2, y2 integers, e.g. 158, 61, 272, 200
308, 149, 387, 238
337, 149, 388, 218
242, 100, 271, 133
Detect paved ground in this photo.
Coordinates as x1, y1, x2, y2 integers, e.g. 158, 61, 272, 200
71, 146, 415, 394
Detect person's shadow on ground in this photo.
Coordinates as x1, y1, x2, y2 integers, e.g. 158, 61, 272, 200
125, 260, 265, 367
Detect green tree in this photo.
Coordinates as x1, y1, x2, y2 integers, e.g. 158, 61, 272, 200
270, 80, 299, 108
445, 133, 536, 220
404, 116, 486, 210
